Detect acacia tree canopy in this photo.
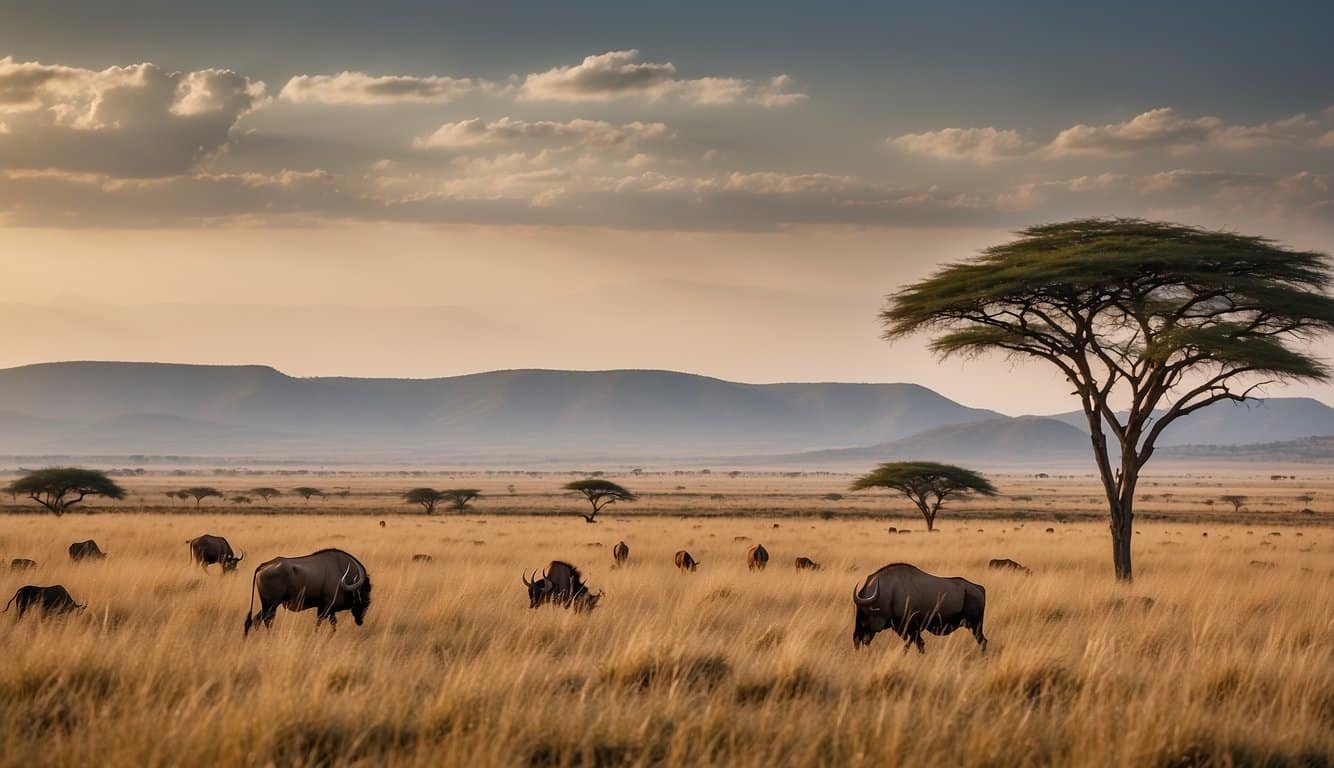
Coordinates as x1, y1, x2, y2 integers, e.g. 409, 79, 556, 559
403, 487, 447, 514
850, 461, 997, 531
563, 479, 636, 522
882, 218, 1334, 579
6, 467, 126, 516
442, 489, 481, 512
182, 487, 223, 507
250, 487, 281, 502
292, 487, 324, 502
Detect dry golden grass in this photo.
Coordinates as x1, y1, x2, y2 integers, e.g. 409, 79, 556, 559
1, 504, 1331, 767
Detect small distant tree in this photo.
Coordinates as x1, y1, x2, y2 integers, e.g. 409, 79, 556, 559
403, 488, 447, 515
229, 495, 253, 505
1297, 493, 1315, 506
563, 479, 636, 523
251, 487, 281, 503
850, 461, 997, 531
442, 489, 481, 513
183, 487, 224, 507
5, 468, 126, 517
293, 487, 324, 503
1220, 495, 1247, 513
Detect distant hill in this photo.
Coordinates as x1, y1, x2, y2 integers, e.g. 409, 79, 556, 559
1045, 397, 1334, 447
0, 361, 1002, 457
1158, 435, 1334, 463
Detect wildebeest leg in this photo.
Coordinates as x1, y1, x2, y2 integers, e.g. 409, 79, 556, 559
327, 613, 337, 632
913, 634, 926, 654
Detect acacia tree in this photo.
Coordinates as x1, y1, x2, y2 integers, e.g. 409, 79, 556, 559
1220, 495, 1247, 513
883, 219, 1333, 580
563, 479, 636, 523
442, 489, 481, 513
182, 487, 224, 507
850, 462, 997, 531
250, 487, 281, 503
292, 487, 324, 503
5, 468, 126, 516
403, 488, 448, 514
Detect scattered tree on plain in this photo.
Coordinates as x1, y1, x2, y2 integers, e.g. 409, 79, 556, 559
250, 487, 281, 502
403, 488, 448, 514
5, 468, 126, 516
563, 479, 636, 523
230, 495, 253, 505
292, 487, 325, 502
850, 462, 997, 531
882, 219, 1333, 580
1221, 495, 1247, 513
443, 489, 481, 513
182, 487, 223, 507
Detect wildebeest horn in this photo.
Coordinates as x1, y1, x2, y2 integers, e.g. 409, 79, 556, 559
339, 563, 366, 591
852, 580, 879, 606
235, 549, 245, 562
522, 570, 533, 587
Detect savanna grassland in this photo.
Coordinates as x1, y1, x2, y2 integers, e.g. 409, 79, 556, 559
0, 471, 1331, 767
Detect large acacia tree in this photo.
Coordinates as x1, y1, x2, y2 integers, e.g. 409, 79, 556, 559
563, 479, 636, 523
5, 468, 126, 516
850, 461, 997, 531
883, 219, 1333, 580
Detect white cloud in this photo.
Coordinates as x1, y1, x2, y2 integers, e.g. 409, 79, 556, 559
413, 117, 670, 150
279, 71, 474, 105
1045, 107, 1314, 156
1313, 129, 1334, 149
518, 50, 804, 107
889, 127, 1029, 163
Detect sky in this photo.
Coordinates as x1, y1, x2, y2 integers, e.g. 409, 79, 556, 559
1, 1, 1332, 414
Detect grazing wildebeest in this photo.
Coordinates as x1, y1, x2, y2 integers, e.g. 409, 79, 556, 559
522, 561, 602, 611
243, 549, 372, 635
379, 520, 386, 528
674, 550, 699, 572
411, 554, 433, 563
988, 558, 1031, 574
4, 585, 86, 619
794, 556, 821, 571
10, 558, 36, 571
852, 563, 987, 654
187, 534, 244, 573
747, 544, 769, 571
68, 540, 106, 562
612, 540, 629, 567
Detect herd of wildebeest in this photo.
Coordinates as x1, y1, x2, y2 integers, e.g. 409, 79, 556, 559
3, 529, 1025, 653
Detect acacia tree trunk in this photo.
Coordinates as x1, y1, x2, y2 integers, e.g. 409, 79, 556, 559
1109, 496, 1134, 581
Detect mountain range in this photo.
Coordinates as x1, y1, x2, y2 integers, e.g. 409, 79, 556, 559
0, 361, 1329, 464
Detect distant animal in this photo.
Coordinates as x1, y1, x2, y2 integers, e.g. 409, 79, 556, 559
747, 544, 769, 571
4, 585, 86, 619
187, 534, 245, 573
852, 563, 988, 653
674, 550, 699, 572
378, 520, 386, 528
612, 541, 629, 567
522, 560, 602, 611
411, 554, 434, 563
987, 558, 1031, 574
243, 549, 372, 635
1045, 528, 1055, 533
68, 540, 106, 562
794, 556, 821, 571
1249, 560, 1277, 570
9, 558, 36, 571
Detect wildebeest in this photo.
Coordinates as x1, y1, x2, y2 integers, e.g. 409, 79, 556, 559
243, 549, 372, 635
988, 558, 1031, 574
187, 534, 245, 573
411, 554, 434, 563
674, 550, 699, 572
794, 556, 821, 571
4, 585, 86, 619
852, 563, 987, 653
68, 540, 106, 562
612, 540, 629, 567
747, 544, 769, 571
521, 561, 602, 611
378, 520, 386, 527
9, 558, 36, 571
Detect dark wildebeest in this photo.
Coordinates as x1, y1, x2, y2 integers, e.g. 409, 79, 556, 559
4, 585, 86, 619
10, 558, 36, 571
522, 561, 603, 611
747, 544, 769, 571
674, 550, 699, 572
411, 554, 433, 563
612, 540, 630, 567
243, 549, 372, 635
794, 556, 821, 571
188, 534, 245, 573
69, 540, 106, 562
852, 563, 987, 654
987, 558, 1031, 574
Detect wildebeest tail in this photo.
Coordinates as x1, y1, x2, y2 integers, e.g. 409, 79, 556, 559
2, 591, 17, 614
243, 565, 260, 636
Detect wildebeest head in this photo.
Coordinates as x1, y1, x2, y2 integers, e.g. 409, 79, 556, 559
340, 563, 372, 625
852, 579, 886, 648
522, 568, 554, 608
221, 549, 246, 573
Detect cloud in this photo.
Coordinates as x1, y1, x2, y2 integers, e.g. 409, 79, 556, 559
413, 117, 671, 150
1313, 129, 1334, 149
889, 127, 1029, 163
279, 71, 474, 105
1045, 107, 1314, 156
0, 57, 264, 177
517, 50, 804, 107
